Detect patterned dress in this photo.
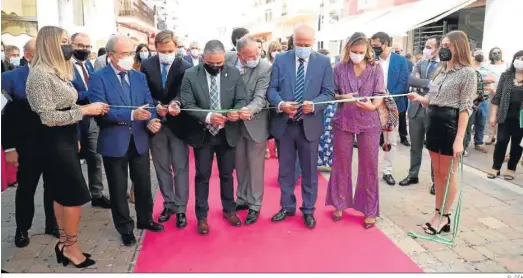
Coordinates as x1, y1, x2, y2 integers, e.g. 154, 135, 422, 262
325, 62, 385, 218
318, 103, 337, 168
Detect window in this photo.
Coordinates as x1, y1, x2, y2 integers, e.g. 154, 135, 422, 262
265, 0, 274, 3
281, 2, 287, 16
265, 9, 272, 22
72, 0, 85, 26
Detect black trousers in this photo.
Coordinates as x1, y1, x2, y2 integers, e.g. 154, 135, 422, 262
79, 117, 104, 198
398, 111, 408, 142
193, 130, 236, 220
492, 119, 523, 171
103, 137, 153, 235
15, 142, 56, 231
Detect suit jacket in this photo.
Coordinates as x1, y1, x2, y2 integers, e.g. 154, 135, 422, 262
93, 54, 108, 71
140, 55, 193, 140
408, 58, 441, 118
88, 66, 156, 157
267, 50, 334, 141
225, 51, 271, 143
1, 65, 44, 150
182, 55, 202, 67
386, 52, 410, 112
180, 63, 247, 148
72, 59, 95, 104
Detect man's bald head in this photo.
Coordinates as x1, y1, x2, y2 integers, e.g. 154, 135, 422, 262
293, 24, 315, 48
23, 38, 36, 62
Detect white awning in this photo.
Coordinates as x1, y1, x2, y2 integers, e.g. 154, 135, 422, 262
318, 9, 391, 41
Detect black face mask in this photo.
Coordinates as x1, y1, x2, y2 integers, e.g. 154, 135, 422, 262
492, 53, 502, 61
474, 54, 484, 63
372, 46, 383, 59
73, 49, 90, 61
439, 47, 452, 62
204, 63, 223, 76
61, 44, 74, 61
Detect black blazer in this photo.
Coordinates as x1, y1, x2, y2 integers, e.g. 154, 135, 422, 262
140, 55, 193, 140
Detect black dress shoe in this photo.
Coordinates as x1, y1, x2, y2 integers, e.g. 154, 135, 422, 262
401, 139, 411, 147
45, 227, 60, 238
14, 229, 29, 248
304, 214, 316, 229
383, 174, 396, 186
271, 209, 295, 222
353, 141, 358, 148
158, 208, 174, 223
137, 221, 164, 232
235, 204, 249, 211
91, 195, 111, 209
399, 176, 419, 186
121, 233, 136, 246
430, 183, 435, 195
176, 213, 187, 228
245, 209, 259, 225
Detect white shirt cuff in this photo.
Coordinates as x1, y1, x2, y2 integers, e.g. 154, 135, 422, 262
205, 112, 212, 124
131, 110, 134, 121
168, 101, 181, 113
277, 101, 283, 113
4, 148, 16, 153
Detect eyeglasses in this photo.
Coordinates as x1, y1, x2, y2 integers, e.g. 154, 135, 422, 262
72, 43, 93, 50
112, 51, 136, 57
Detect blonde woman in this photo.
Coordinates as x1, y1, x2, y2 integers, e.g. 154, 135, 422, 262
27, 26, 109, 268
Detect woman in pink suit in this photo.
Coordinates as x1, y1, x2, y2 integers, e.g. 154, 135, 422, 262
326, 32, 385, 229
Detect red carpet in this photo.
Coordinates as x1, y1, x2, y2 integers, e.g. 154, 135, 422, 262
134, 150, 421, 273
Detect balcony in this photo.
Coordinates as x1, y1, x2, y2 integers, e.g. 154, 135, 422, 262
117, 0, 156, 32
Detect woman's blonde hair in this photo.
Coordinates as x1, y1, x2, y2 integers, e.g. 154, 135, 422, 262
443, 30, 472, 68
267, 41, 282, 63
341, 32, 373, 64
32, 26, 73, 81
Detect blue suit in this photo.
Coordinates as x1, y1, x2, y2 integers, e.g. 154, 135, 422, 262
72, 59, 95, 102
267, 50, 334, 214
88, 65, 155, 158
182, 55, 202, 67
386, 53, 410, 112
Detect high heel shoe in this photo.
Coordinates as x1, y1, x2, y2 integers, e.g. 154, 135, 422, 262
364, 217, 376, 229
487, 169, 500, 179
424, 211, 451, 235
61, 234, 95, 268
332, 211, 343, 222
55, 230, 91, 264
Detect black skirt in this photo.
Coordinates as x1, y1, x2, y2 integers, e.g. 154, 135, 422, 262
42, 123, 90, 207
426, 105, 459, 156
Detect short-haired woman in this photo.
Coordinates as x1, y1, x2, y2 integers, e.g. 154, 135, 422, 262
27, 26, 109, 267
267, 41, 282, 64
408, 30, 476, 235
326, 32, 385, 229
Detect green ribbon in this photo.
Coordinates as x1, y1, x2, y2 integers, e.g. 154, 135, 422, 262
407, 156, 464, 245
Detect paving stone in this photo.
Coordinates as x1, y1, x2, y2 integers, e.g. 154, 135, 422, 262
477, 217, 509, 229
450, 245, 487, 262
495, 256, 523, 272
472, 260, 508, 272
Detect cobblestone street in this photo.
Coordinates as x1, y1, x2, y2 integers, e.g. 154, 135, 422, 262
2, 144, 523, 273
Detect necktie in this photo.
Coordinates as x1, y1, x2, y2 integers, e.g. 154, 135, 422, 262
118, 71, 132, 105
208, 75, 220, 136
161, 63, 168, 88
293, 58, 305, 121
77, 62, 89, 87
426, 61, 436, 79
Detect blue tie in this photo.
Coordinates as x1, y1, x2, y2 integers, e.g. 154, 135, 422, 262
426, 61, 436, 78
161, 63, 168, 88
118, 71, 132, 105
294, 58, 305, 121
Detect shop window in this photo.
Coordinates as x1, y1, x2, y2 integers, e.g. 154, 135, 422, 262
458, 6, 485, 49
1, 0, 38, 37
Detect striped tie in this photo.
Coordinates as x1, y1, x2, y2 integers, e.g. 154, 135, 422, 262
294, 58, 305, 121
207, 76, 220, 136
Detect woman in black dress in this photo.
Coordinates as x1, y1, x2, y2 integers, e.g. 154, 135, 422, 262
26, 26, 109, 268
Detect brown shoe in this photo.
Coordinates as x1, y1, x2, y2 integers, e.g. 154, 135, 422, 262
222, 212, 241, 226
474, 145, 488, 153
197, 219, 209, 235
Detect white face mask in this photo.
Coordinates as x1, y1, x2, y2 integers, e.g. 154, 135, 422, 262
271, 51, 280, 59
245, 57, 260, 68
190, 49, 199, 58
1, 51, 4, 61
117, 56, 134, 71
350, 52, 365, 64
423, 48, 434, 60
514, 59, 523, 71
159, 52, 176, 65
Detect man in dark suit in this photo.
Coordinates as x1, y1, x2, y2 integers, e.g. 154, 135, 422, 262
183, 41, 203, 67
370, 32, 410, 186
140, 30, 192, 228
230, 27, 249, 51
267, 25, 334, 228
2, 38, 58, 248
181, 39, 247, 235
70, 32, 110, 208
89, 35, 164, 246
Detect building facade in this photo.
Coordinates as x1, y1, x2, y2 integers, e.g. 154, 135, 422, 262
116, 0, 156, 45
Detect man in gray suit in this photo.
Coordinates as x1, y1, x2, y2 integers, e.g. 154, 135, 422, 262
399, 35, 441, 195
93, 53, 108, 70
225, 36, 271, 225
181, 39, 247, 235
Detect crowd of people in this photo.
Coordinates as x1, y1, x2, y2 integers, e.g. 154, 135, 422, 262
2, 22, 523, 269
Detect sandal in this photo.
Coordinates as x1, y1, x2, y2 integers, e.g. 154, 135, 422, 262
487, 169, 500, 179
423, 208, 440, 230
503, 170, 515, 181
265, 149, 270, 159
332, 211, 343, 222
424, 211, 451, 235
485, 138, 496, 145
364, 217, 376, 229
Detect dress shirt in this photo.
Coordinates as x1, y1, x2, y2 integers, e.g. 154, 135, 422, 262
110, 63, 136, 121
379, 52, 391, 89
71, 57, 89, 88
204, 70, 223, 130
159, 58, 172, 75
192, 57, 200, 66
235, 58, 243, 72
278, 54, 313, 113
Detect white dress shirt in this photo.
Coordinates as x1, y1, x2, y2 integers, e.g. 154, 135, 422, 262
110, 63, 137, 121
192, 57, 200, 66
204, 70, 223, 129
379, 52, 391, 89
71, 57, 89, 88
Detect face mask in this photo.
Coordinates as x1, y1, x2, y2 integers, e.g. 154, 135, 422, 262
9, 57, 20, 66
492, 53, 502, 61
61, 44, 74, 60
439, 47, 452, 62
151, 51, 157, 56
372, 46, 383, 58
514, 59, 523, 71
159, 52, 176, 65
271, 51, 280, 59
295, 46, 311, 59
139, 52, 149, 60
474, 54, 484, 63
204, 63, 223, 76
73, 49, 90, 61
350, 52, 365, 64
190, 49, 199, 58
1, 52, 4, 61
177, 48, 186, 56
117, 55, 134, 71
395, 50, 400, 54
245, 57, 260, 68
423, 48, 433, 60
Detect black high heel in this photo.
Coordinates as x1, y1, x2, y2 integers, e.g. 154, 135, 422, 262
61, 234, 95, 268
425, 211, 451, 235
422, 208, 440, 231
54, 230, 91, 264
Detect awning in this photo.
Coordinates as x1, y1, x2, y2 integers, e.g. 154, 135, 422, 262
318, 9, 391, 41
362, 0, 477, 37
